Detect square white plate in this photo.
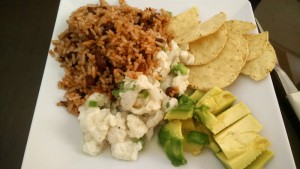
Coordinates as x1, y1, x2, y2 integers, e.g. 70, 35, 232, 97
22, 0, 296, 168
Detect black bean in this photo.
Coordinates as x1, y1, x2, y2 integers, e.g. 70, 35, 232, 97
87, 29, 95, 40
137, 12, 142, 17
87, 7, 96, 15
94, 49, 107, 72
139, 50, 146, 56
142, 26, 148, 31
147, 14, 156, 25
79, 91, 86, 98
102, 22, 115, 35
86, 75, 96, 86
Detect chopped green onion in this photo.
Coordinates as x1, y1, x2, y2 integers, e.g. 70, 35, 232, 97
131, 138, 140, 143
88, 100, 98, 107
112, 89, 121, 98
112, 81, 126, 99
131, 138, 146, 149
171, 63, 188, 75
129, 84, 136, 90
166, 102, 170, 108
140, 90, 149, 98
178, 94, 194, 105
118, 81, 125, 89
194, 105, 210, 123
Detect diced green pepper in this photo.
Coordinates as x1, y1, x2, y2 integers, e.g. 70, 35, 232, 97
140, 90, 149, 98
88, 100, 98, 107
111, 82, 125, 98
131, 138, 146, 149
178, 94, 194, 105
111, 90, 119, 98
171, 63, 188, 75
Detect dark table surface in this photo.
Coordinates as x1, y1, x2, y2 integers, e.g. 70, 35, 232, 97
0, 0, 299, 169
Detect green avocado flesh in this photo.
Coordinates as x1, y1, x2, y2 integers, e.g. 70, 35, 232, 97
165, 104, 194, 120
158, 120, 187, 166
159, 87, 272, 169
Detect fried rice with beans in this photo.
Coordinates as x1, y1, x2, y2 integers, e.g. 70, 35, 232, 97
50, 0, 172, 115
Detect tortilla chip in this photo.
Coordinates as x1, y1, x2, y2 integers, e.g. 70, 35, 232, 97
175, 12, 227, 44
188, 39, 244, 91
228, 32, 249, 65
241, 42, 276, 81
225, 20, 256, 34
244, 31, 269, 61
189, 24, 228, 65
178, 43, 189, 51
167, 7, 200, 39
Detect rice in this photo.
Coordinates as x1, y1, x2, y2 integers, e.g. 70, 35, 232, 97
51, 0, 172, 115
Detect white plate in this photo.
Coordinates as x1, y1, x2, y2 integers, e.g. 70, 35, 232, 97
22, 0, 296, 168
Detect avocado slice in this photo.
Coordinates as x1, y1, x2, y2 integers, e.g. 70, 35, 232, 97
211, 102, 251, 134
215, 135, 270, 169
194, 106, 218, 130
196, 91, 236, 115
158, 120, 187, 166
188, 89, 204, 103
165, 104, 194, 120
212, 91, 237, 115
194, 102, 251, 135
208, 139, 221, 153
214, 115, 263, 159
183, 140, 204, 155
181, 119, 197, 131
195, 88, 237, 116
182, 130, 208, 155
245, 149, 274, 169
185, 131, 209, 145
196, 87, 223, 107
